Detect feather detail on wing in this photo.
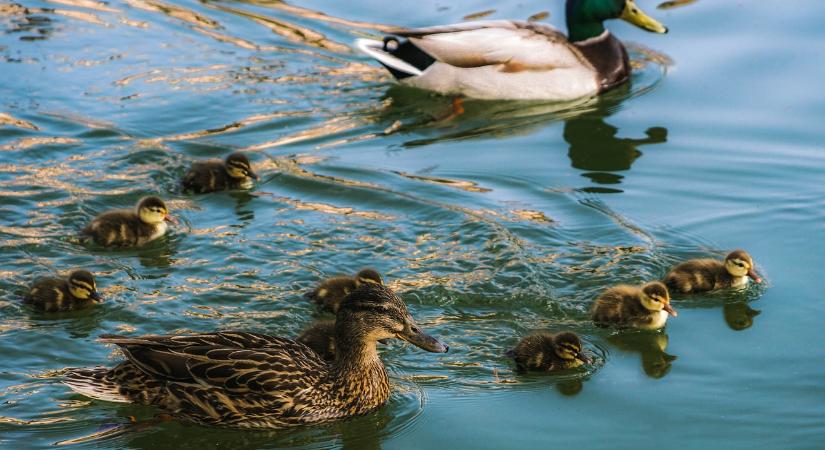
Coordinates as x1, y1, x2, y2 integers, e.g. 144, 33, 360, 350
388, 21, 583, 71
100, 332, 326, 395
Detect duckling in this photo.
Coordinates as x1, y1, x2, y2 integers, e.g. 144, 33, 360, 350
591, 281, 677, 330
24, 269, 102, 312
64, 284, 448, 429
296, 320, 336, 361
305, 269, 384, 314
182, 152, 258, 194
507, 331, 590, 373
664, 250, 762, 294
82, 196, 177, 248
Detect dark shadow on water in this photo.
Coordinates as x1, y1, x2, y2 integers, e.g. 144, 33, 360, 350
723, 301, 761, 331
229, 191, 257, 223
564, 85, 668, 189
608, 331, 677, 379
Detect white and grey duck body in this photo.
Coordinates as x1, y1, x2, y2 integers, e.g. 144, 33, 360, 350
356, 0, 667, 100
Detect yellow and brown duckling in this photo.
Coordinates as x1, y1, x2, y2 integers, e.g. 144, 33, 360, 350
664, 249, 762, 294
296, 319, 337, 361
591, 281, 677, 330
305, 269, 384, 314
64, 284, 448, 429
182, 152, 258, 194
82, 196, 177, 248
24, 269, 102, 312
507, 331, 590, 373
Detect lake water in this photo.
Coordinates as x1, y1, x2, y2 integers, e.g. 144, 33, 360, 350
1, 0, 824, 448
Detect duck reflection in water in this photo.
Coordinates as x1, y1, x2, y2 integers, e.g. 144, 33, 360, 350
564, 92, 668, 188
723, 301, 761, 331
608, 332, 677, 379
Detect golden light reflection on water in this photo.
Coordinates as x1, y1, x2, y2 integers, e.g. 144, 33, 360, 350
0, 137, 80, 151
209, 3, 349, 54
657, 0, 698, 10
46, 0, 119, 14
0, 112, 38, 130
124, 0, 219, 28
393, 171, 492, 193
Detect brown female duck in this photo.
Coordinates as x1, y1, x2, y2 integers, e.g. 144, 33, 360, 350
305, 269, 383, 314
64, 284, 448, 429
664, 250, 762, 294
24, 269, 102, 312
591, 281, 677, 330
507, 331, 590, 373
82, 196, 177, 247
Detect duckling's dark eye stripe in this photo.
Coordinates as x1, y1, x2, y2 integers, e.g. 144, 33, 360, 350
346, 303, 392, 314
72, 280, 94, 291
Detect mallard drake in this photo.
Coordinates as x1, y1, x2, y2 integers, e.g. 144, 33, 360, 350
182, 152, 258, 194
356, 0, 667, 100
664, 250, 762, 294
23, 269, 102, 312
296, 320, 337, 361
591, 281, 677, 329
305, 269, 384, 314
63, 284, 448, 429
82, 196, 177, 248
506, 331, 590, 373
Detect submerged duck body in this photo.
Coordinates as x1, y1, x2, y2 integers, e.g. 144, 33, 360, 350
305, 269, 384, 314
591, 281, 677, 330
82, 196, 176, 248
664, 250, 762, 294
64, 284, 448, 429
24, 269, 102, 312
182, 152, 258, 194
507, 331, 589, 373
356, 0, 667, 100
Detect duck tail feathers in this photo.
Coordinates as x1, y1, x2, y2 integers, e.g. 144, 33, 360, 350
354, 38, 426, 79
64, 367, 131, 403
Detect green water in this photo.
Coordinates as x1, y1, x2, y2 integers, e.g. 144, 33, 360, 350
1, 0, 824, 448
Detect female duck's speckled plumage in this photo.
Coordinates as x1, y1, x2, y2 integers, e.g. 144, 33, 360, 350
182, 152, 258, 194
64, 284, 448, 429
82, 196, 176, 248
507, 331, 589, 373
355, 0, 667, 100
591, 281, 677, 330
664, 249, 762, 294
305, 269, 384, 314
24, 269, 102, 312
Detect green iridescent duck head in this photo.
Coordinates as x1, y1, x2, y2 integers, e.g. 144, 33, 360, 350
566, 0, 668, 42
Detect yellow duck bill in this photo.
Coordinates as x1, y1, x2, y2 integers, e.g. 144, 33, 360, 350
621, 0, 668, 33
